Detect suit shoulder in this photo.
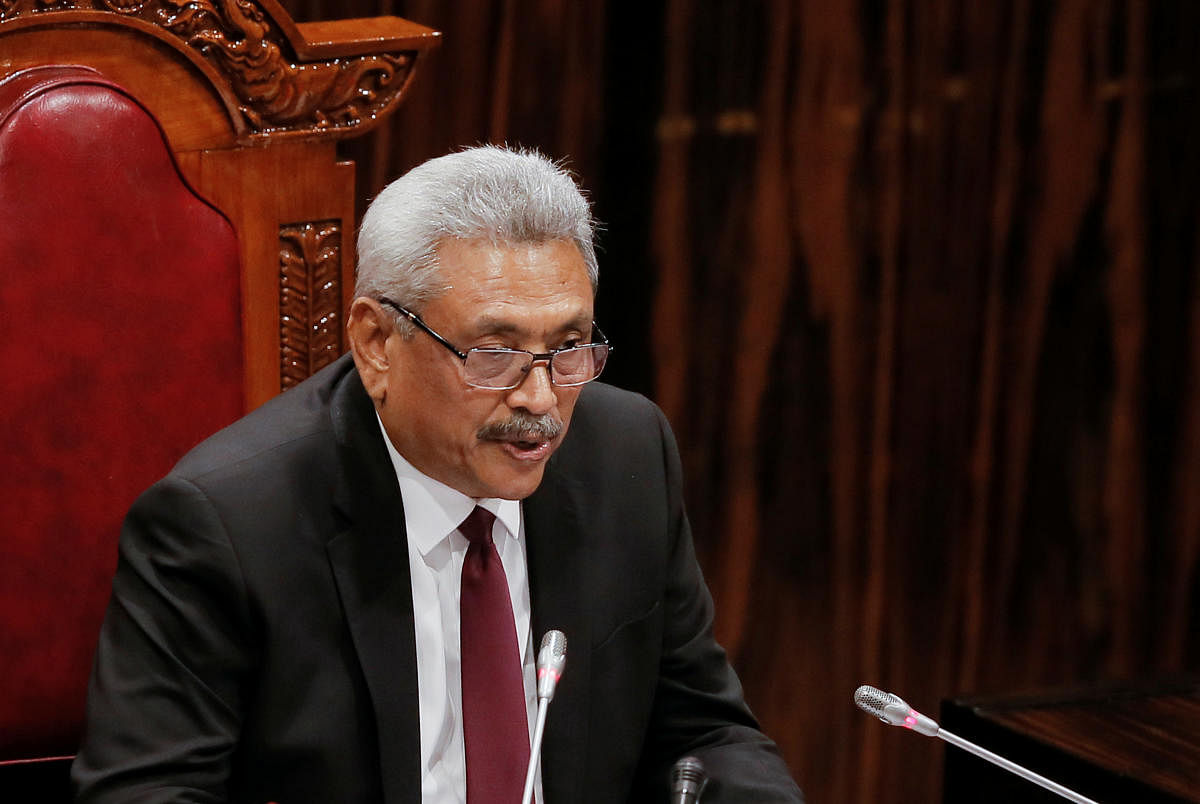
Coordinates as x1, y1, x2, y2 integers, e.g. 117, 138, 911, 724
169, 355, 356, 482
563, 382, 677, 470
573, 381, 664, 428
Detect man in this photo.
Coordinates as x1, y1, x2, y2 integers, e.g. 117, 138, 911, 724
73, 146, 803, 803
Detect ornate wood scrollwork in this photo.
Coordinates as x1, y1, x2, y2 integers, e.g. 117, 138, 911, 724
280, 220, 343, 390
0, 0, 417, 138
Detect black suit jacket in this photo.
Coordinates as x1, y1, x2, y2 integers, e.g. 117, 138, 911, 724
73, 355, 803, 803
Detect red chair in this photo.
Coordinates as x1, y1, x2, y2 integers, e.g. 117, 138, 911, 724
0, 4, 436, 798
0, 63, 245, 797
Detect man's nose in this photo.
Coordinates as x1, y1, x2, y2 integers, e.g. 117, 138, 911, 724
506, 363, 556, 414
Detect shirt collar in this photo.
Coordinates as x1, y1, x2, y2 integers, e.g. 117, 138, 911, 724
375, 413, 522, 556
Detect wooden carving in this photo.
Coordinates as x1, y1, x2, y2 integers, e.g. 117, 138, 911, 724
0, 0, 418, 139
280, 220, 342, 390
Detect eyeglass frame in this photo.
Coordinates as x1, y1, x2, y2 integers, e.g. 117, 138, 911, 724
376, 297, 612, 390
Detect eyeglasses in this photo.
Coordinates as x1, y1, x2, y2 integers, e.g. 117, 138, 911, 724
378, 297, 611, 390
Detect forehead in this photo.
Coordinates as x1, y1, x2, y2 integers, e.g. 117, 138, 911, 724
432, 238, 594, 326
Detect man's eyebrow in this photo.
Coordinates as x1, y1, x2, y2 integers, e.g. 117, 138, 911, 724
471, 316, 519, 335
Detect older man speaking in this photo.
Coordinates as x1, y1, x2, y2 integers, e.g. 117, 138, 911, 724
73, 146, 804, 804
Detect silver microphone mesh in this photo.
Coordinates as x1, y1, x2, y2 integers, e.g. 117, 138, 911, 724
541, 629, 567, 660
853, 684, 902, 717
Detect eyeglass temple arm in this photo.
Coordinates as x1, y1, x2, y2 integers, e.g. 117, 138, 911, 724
377, 298, 468, 360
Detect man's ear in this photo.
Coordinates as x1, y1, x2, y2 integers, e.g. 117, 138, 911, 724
347, 297, 392, 402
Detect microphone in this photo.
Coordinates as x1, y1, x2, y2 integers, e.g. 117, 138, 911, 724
853, 685, 1100, 804
669, 756, 707, 804
522, 630, 567, 804
853, 684, 938, 735
536, 628, 567, 702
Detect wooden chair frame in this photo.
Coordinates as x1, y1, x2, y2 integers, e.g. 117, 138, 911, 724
0, 0, 440, 408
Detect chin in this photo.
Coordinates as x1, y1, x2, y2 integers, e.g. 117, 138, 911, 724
483, 467, 548, 501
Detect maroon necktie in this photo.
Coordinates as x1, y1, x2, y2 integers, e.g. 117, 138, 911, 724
459, 506, 530, 803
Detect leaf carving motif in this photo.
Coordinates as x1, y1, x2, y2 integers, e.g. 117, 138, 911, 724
280, 221, 343, 390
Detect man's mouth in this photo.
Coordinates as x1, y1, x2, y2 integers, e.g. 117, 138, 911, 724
497, 437, 555, 461
509, 436, 547, 451
478, 413, 563, 461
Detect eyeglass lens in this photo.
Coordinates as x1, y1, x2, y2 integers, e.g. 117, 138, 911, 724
464, 344, 609, 389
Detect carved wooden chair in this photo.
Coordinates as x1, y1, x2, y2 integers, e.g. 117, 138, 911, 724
0, 2, 437, 796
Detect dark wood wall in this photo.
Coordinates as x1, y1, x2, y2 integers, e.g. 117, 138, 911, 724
281, 2, 1200, 802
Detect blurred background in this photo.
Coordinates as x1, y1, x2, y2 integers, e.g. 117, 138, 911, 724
278, 1, 1199, 801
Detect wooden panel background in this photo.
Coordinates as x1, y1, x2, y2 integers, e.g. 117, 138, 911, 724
278, 2, 1200, 802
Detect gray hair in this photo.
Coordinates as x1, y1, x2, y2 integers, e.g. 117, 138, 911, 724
355, 145, 599, 317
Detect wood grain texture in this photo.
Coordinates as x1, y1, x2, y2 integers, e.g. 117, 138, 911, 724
994, 696, 1200, 799
945, 682, 1200, 803
646, 2, 1199, 802
174, 142, 358, 409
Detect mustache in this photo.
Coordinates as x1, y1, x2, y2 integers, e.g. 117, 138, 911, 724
477, 411, 563, 443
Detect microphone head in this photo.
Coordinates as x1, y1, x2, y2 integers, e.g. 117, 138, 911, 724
539, 629, 567, 664
854, 684, 908, 724
536, 629, 567, 701
670, 756, 707, 798
853, 684, 940, 736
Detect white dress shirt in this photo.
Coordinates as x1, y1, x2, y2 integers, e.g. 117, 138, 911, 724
377, 415, 542, 803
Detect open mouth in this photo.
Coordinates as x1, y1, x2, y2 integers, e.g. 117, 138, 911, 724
478, 413, 562, 462
497, 437, 554, 461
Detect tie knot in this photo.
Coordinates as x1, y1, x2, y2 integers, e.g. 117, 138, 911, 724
459, 506, 496, 547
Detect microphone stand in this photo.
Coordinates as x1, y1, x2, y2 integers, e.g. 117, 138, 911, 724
521, 699, 550, 804
522, 630, 566, 804
936, 728, 1099, 804
854, 685, 1099, 804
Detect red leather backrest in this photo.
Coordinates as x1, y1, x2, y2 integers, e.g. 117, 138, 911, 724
0, 66, 244, 760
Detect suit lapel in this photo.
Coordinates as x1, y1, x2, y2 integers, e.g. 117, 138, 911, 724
325, 371, 422, 804
525, 459, 592, 803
